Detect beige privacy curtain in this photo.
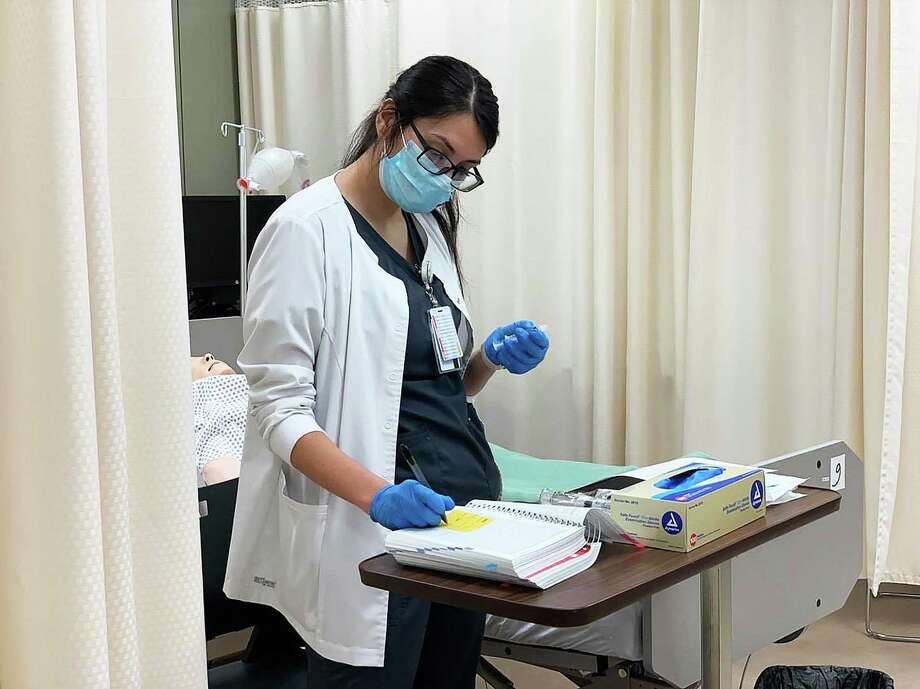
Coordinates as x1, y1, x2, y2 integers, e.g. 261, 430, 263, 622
869, 0, 920, 592
236, 0, 882, 455
237, 0, 896, 572
0, 2, 207, 688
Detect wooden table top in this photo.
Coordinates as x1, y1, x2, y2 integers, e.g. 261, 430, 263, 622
359, 488, 840, 627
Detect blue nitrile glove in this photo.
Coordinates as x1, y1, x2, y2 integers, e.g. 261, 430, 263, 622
482, 320, 550, 375
369, 480, 456, 530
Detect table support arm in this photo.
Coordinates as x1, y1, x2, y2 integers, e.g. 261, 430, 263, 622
701, 560, 732, 689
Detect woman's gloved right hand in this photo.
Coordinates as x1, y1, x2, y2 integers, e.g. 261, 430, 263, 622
369, 480, 455, 530
482, 320, 550, 375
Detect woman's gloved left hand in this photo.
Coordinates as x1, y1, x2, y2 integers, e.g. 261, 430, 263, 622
482, 320, 550, 375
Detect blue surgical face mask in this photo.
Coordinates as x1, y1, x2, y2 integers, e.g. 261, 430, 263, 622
379, 131, 455, 213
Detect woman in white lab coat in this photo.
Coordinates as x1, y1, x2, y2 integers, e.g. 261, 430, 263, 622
224, 55, 550, 689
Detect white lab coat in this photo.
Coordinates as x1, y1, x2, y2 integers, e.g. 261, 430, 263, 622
223, 175, 472, 667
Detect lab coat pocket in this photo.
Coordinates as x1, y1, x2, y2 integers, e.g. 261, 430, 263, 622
277, 475, 327, 632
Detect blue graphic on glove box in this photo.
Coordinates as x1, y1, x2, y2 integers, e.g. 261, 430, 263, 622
662, 511, 684, 535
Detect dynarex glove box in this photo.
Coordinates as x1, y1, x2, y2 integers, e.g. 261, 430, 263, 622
609, 461, 766, 552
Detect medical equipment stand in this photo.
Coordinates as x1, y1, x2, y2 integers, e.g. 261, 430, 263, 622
866, 584, 920, 643
220, 122, 265, 315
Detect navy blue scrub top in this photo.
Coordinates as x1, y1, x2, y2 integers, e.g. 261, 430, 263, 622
346, 201, 501, 505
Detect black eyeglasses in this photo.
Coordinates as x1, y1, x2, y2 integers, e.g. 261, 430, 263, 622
408, 122, 484, 192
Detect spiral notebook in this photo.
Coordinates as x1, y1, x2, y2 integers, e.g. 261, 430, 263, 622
384, 500, 604, 589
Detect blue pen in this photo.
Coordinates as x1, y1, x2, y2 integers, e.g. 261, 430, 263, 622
399, 444, 449, 526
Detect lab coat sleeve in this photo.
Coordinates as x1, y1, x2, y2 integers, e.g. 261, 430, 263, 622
238, 214, 327, 464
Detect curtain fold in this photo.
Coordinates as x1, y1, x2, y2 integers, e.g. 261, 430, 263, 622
680, 0, 881, 482
235, 0, 904, 584
0, 1, 207, 687
860, 0, 892, 590
870, 0, 919, 592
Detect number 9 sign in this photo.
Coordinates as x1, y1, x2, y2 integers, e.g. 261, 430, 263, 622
830, 454, 845, 491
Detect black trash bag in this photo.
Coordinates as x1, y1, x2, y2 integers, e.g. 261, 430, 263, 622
755, 666, 895, 689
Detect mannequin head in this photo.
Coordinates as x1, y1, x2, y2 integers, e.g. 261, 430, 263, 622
191, 353, 235, 380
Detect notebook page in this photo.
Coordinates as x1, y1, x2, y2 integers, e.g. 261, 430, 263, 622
525, 542, 602, 588
459, 502, 590, 561
385, 504, 581, 562
467, 500, 591, 524
467, 500, 641, 547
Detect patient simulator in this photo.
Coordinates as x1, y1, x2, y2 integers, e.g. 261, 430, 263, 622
191, 353, 246, 486
191, 320, 862, 688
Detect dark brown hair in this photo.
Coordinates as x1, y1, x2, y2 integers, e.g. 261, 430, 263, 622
342, 55, 500, 274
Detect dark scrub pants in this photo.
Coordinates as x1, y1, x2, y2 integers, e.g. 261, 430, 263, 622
303, 203, 502, 689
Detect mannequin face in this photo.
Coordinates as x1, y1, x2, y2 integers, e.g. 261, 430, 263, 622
191, 353, 235, 380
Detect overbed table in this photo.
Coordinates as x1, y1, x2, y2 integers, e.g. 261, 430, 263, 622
360, 487, 841, 689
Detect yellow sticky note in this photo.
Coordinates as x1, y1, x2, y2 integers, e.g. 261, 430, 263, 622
441, 509, 493, 532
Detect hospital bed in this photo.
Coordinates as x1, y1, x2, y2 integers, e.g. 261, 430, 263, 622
481, 441, 863, 688
191, 317, 864, 689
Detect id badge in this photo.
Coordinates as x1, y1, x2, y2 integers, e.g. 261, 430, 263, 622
429, 306, 462, 373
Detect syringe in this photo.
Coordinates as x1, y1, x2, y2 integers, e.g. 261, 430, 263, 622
493, 323, 549, 350
539, 489, 611, 509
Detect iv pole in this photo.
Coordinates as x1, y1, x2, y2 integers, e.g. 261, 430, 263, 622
220, 122, 265, 315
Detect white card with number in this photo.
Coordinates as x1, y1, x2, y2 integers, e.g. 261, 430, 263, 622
829, 454, 845, 490
429, 306, 461, 372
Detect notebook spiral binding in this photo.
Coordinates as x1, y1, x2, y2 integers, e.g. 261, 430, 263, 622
473, 504, 602, 544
